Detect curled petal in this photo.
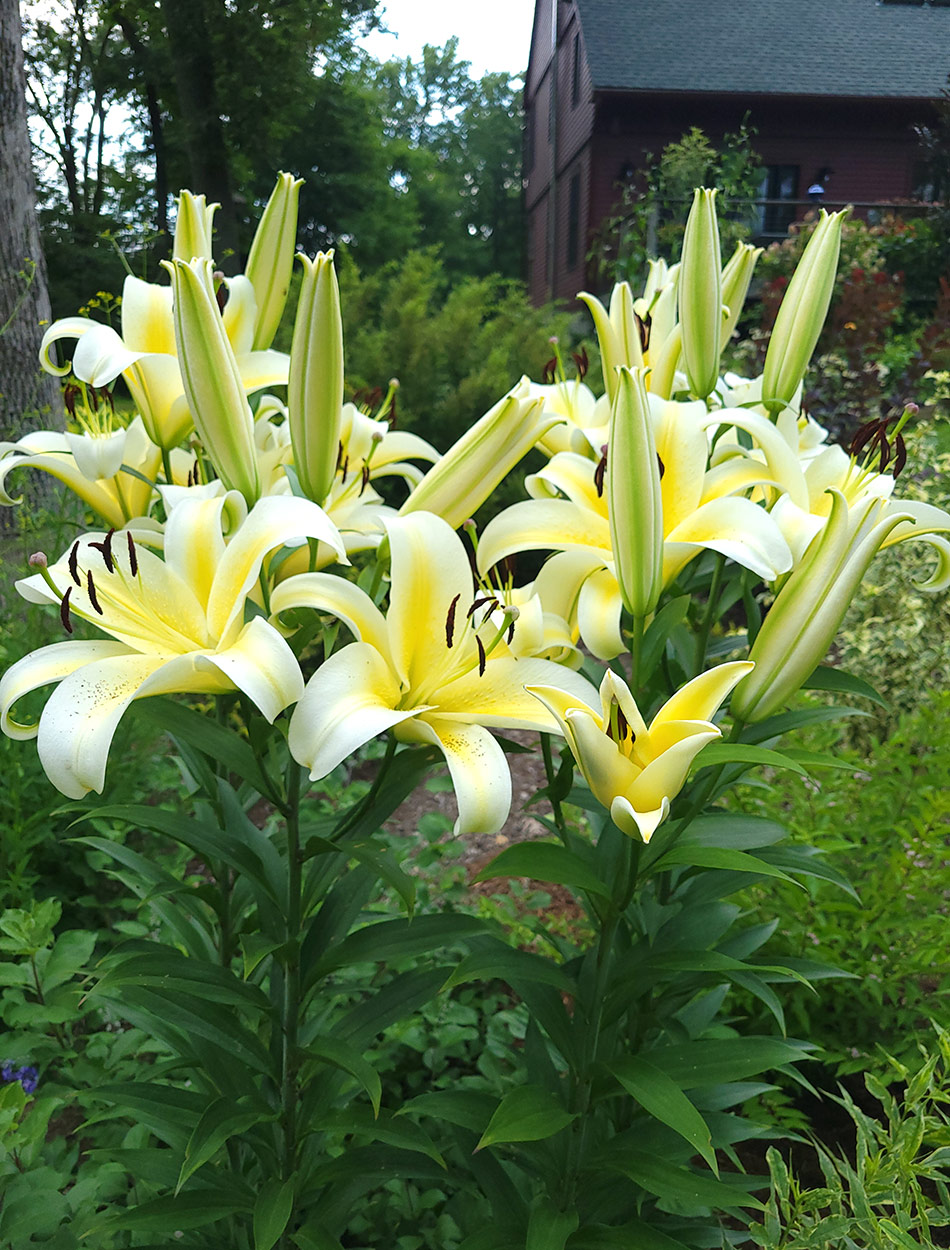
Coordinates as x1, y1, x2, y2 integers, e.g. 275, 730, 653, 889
269, 571, 392, 661
121, 275, 176, 355
0, 640, 131, 739
577, 565, 624, 660
398, 717, 512, 836
200, 616, 303, 721
72, 324, 142, 387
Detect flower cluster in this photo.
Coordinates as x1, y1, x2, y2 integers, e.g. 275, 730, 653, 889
2, 181, 947, 844
1, 1062, 39, 1095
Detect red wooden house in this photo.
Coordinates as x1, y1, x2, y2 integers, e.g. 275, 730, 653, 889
525, 0, 950, 304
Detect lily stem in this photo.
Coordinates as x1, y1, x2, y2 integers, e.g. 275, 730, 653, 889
694, 553, 726, 677
279, 760, 304, 1240
540, 732, 569, 843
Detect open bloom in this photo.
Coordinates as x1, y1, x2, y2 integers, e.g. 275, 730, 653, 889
274, 512, 598, 835
529, 662, 753, 842
0, 495, 345, 798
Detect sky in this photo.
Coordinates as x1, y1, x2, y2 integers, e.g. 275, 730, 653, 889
359, 0, 536, 78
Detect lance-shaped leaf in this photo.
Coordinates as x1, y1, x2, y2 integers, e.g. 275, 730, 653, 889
287, 250, 344, 504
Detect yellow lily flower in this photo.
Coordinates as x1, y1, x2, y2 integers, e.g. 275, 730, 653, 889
0, 417, 161, 528
528, 662, 753, 842
526, 378, 609, 459
273, 512, 599, 835
0, 495, 345, 798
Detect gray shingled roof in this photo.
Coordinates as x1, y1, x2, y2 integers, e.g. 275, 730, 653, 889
574, 0, 950, 98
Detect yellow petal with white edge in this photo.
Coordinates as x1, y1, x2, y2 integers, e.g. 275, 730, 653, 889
0, 640, 132, 739
37, 652, 233, 798
208, 496, 346, 642
577, 566, 624, 660
0, 448, 128, 527
911, 534, 950, 591
527, 452, 604, 510
385, 513, 475, 692
269, 571, 392, 662
398, 717, 512, 836
651, 661, 753, 730
610, 794, 670, 843
477, 500, 610, 578
599, 669, 649, 742
289, 642, 422, 779
880, 499, 950, 546
236, 349, 290, 392
162, 493, 230, 611
40, 316, 104, 376
200, 616, 303, 721
72, 324, 142, 387
564, 707, 640, 806
121, 275, 176, 355
664, 497, 792, 583
124, 354, 192, 450
222, 275, 257, 356
436, 655, 598, 730
628, 729, 720, 815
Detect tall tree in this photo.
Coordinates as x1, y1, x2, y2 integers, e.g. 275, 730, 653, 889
0, 0, 63, 446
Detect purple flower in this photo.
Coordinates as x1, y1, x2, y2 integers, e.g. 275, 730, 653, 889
1, 1062, 38, 1094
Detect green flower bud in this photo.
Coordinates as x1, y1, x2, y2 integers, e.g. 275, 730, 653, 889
679, 188, 722, 400
607, 365, 664, 618
163, 258, 261, 504
721, 241, 763, 344
761, 209, 847, 414
287, 251, 344, 506
579, 282, 644, 405
245, 172, 303, 351
172, 191, 218, 263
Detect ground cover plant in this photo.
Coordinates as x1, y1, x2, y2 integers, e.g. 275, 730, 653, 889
2, 180, 950, 1248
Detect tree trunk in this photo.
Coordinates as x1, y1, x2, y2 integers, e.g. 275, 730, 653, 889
0, 0, 63, 445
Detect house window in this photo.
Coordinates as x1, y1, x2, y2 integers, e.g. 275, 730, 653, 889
567, 172, 581, 268
758, 165, 799, 236
571, 33, 581, 107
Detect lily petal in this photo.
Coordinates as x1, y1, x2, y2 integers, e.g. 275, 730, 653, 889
200, 616, 303, 721
0, 640, 132, 739
399, 717, 513, 836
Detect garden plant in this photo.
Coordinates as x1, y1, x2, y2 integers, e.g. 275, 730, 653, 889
1, 179, 950, 1248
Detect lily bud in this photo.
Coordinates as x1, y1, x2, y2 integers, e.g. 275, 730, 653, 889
761, 209, 847, 414
607, 365, 664, 618
162, 258, 261, 505
720, 241, 763, 344
172, 191, 218, 262
578, 282, 644, 405
287, 251, 344, 506
731, 489, 910, 722
678, 188, 722, 400
245, 172, 304, 350
400, 382, 560, 529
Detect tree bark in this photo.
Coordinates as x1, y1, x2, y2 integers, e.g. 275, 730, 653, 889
0, 0, 63, 445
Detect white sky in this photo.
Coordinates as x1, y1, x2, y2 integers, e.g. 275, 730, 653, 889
359, 0, 536, 77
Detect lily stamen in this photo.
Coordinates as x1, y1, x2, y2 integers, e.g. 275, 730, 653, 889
90, 529, 115, 574
60, 587, 73, 634
86, 571, 104, 615
68, 542, 81, 586
445, 593, 461, 648
126, 532, 139, 578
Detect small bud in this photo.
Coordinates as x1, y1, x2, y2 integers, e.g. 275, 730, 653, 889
28, 552, 47, 568
679, 188, 722, 399
245, 172, 303, 350
288, 250, 344, 506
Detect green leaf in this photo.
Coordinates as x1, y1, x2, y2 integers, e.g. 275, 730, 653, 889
303, 834, 416, 916
320, 1108, 445, 1165
526, 1199, 578, 1250
93, 948, 271, 1012
568, 1220, 690, 1249
312, 912, 485, 976
646, 1037, 814, 1089
336, 967, 450, 1044
609, 1150, 762, 1211
650, 844, 797, 884
475, 1085, 576, 1151
676, 813, 787, 852
81, 1189, 252, 1236
442, 942, 574, 993
472, 842, 609, 898
607, 1057, 717, 1171
692, 742, 807, 776
802, 664, 888, 709
254, 1178, 295, 1250
137, 698, 278, 799
306, 1037, 381, 1116
241, 934, 285, 978
740, 705, 867, 743
177, 1096, 273, 1192
399, 1089, 498, 1133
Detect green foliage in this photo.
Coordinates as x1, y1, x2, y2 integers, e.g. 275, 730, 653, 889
747, 1028, 950, 1247
589, 121, 764, 286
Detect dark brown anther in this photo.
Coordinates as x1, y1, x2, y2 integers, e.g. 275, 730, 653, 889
572, 348, 589, 380
657, 453, 665, 480
86, 570, 104, 614
359, 464, 371, 496
340, 455, 349, 482
894, 433, 908, 478
60, 587, 73, 634
848, 419, 880, 459
877, 432, 891, 473
90, 529, 115, 574
594, 445, 608, 497
616, 705, 630, 741
467, 595, 498, 618
336, 440, 345, 471
63, 384, 80, 419
543, 356, 558, 384
445, 593, 461, 648
476, 634, 487, 676
213, 273, 228, 313
506, 617, 516, 645
126, 532, 138, 577
387, 393, 398, 427
636, 313, 650, 353
104, 387, 115, 413
68, 541, 81, 586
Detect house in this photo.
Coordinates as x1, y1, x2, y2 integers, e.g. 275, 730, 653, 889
525, 0, 950, 304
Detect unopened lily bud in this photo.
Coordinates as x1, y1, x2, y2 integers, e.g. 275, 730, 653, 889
400, 382, 560, 529
172, 191, 218, 263
162, 258, 261, 504
732, 489, 909, 722
28, 552, 47, 568
679, 188, 722, 400
245, 172, 303, 350
579, 282, 644, 405
607, 365, 664, 618
287, 250, 344, 506
761, 209, 847, 414
721, 241, 763, 344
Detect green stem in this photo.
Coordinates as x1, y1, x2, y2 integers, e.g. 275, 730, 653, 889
540, 733, 569, 843
161, 445, 175, 487
332, 735, 398, 843
279, 760, 304, 1241
630, 613, 645, 687
694, 553, 726, 676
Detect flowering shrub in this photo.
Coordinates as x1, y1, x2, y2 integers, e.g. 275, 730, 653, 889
0, 180, 947, 1246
